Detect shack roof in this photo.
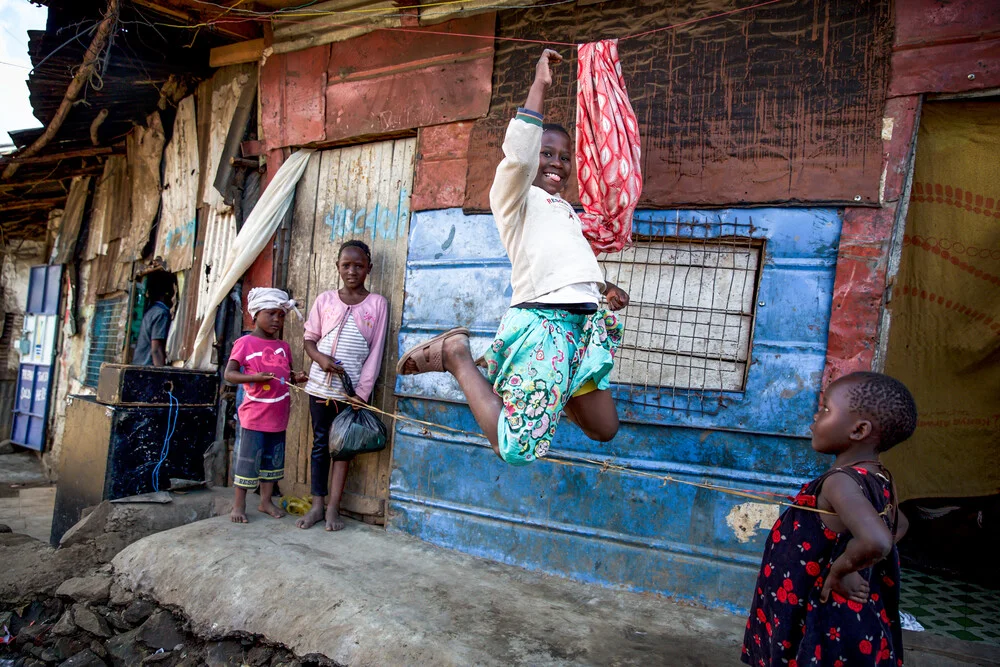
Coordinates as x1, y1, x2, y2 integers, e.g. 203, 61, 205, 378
0, 0, 236, 239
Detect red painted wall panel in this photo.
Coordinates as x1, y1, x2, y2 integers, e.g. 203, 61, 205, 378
260, 45, 330, 150
890, 0, 1000, 97
823, 97, 921, 385
895, 0, 1000, 48
890, 38, 1000, 97
412, 122, 473, 211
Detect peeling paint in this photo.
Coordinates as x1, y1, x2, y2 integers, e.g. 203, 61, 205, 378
726, 502, 781, 544
881, 117, 894, 141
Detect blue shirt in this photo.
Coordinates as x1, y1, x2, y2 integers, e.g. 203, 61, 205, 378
133, 301, 172, 365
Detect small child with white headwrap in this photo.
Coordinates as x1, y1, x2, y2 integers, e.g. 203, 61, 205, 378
224, 287, 308, 524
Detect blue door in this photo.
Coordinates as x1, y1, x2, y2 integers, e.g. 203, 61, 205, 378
390, 207, 841, 613
11, 265, 63, 451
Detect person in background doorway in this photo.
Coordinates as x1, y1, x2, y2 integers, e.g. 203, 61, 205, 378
224, 287, 308, 523
133, 272, 175, 367
296, 240, 388, 532
742, 372, 916, 667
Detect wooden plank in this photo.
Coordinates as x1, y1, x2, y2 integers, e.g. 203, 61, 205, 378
0, 164, 104, 191
284, 138, 414, 516
209, 39, 265, 68
1, 144, 120, 164
0, 197, 66, 213
131, 0, 260, 41
339, 490, 384, 517
285, 151, 321, 496
373, 137, 415, 512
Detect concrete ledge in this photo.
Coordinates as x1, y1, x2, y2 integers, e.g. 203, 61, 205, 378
113, 517, 747, 666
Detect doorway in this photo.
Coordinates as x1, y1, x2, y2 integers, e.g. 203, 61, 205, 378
882, 100, 1000, 644
281, 138, 416, 524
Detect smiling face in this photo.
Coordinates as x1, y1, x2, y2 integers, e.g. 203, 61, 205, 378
254, 308, 286, 337
533, 129, 572, 196
338, 245, 371, 290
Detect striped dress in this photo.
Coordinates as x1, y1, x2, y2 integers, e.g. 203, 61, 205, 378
304, 313, 370, 400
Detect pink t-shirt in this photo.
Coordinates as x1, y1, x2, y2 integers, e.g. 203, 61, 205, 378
230, 335, 293, 433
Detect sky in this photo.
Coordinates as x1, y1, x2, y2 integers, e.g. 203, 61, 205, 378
0, 0, 48, 148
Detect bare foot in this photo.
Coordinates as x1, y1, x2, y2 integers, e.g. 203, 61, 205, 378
258, 499, 286, 519
296, 505, 325, 529
325, 504, 345, 531
230, 505, 248, 523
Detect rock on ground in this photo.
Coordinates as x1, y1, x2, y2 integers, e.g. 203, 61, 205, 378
71, 604, 112, 638
56, 574, 112, 603
137, 609, 186, 652
60, 648, 108, 666
0, 532, 126, 604
123, 599, 157, 625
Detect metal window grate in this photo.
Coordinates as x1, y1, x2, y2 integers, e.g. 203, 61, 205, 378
84, 296, 128, 388
599, 219, 762, 414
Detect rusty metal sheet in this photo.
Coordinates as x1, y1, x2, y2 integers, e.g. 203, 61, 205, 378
120, 112, 166, 262
195, 207, 237, 323
156, 95, 199, 272
324, 15, 494, 143
894, 0, 1000, 49
890, 37, 1000, 97
822, 96, 921, 386
85, 156, 130, 261
464, 0, 893, 211
51, 176, 92, 265
201, 65, 257, 210
260, 45, 330, 150
412, 122, 473, 211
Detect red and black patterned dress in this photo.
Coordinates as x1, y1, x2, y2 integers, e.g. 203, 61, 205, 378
742, 465, 903, 667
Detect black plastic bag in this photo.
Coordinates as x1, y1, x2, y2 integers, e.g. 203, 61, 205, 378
328, 374, 388, 457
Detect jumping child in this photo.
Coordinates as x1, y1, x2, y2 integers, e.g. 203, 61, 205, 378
225, 288, 308, 523
296, 240, 389, 531
397, 49, 630, 465
742, 372, 917, 666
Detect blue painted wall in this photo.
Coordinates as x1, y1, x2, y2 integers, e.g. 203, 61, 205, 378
390, 207, 842, 613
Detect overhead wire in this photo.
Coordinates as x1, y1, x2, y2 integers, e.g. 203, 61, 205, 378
145, 0, 779, 47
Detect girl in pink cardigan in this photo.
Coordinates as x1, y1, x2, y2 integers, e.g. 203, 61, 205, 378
295, 240, 389, 531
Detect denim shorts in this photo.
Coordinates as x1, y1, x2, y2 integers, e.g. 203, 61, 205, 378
232, 428, 285, 489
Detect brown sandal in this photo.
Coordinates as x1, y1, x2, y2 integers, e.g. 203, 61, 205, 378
396, 327, 470, 375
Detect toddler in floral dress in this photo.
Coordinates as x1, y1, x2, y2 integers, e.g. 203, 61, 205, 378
743, 372, 916, 666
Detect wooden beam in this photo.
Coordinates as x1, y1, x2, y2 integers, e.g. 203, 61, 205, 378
131, 0, 261, 41
2, 0, 120, 181
1, 144, 122, 165
0, 165, 105, 192
210, 38, 265, 67
0, 197, 67, 213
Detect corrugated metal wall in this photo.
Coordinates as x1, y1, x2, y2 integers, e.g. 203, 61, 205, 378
390, 207, 842, 612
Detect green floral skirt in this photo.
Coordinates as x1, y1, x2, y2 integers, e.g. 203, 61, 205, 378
483, 307, 623, 466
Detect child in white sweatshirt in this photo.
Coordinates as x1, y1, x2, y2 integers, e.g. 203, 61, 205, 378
398, 49, 630, 465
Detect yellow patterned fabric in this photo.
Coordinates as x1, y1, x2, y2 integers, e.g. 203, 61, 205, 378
883, 101, 1000, 501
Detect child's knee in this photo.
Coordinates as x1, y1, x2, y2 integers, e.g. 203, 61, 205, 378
588, 416, 619, 442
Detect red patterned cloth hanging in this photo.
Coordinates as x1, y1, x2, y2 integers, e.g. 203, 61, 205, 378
576, 39, 642, 255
